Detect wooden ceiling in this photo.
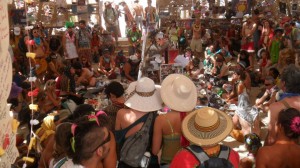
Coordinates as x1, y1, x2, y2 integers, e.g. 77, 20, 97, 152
157, 0, 194, 8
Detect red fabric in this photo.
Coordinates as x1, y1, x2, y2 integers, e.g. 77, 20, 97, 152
170, 148, 240, 168
241, 41, 254, 52
260, 58, 267, 68
169, 49, 179, 64
180, 112, 190, 147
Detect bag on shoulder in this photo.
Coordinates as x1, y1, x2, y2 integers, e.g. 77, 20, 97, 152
120, 113, 154, 167
186, 145, 233, 168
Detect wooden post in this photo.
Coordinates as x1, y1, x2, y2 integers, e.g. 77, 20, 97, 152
286, 0, 292, 16
36, 2, 43, 21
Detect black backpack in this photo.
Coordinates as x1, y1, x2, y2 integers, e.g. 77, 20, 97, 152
18, 35, 28, 53
186, 145, 234, 168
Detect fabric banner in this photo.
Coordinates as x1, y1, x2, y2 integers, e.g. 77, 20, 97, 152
0, 0, 19, 167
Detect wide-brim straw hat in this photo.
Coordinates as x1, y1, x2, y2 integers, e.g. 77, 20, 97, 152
125, 77, 163, 112
182, 107, 233, 146
161, 74, 197, 112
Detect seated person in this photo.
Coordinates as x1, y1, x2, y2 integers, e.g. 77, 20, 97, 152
255, 76, 279, 112
39, 80, 61, 114
220, 48, 232, 63
204, 44, 215, 72
239, 133, 262, 168
123, 50, 141, 81
212, 55, 229, 81
186, 57, 202, 79
98, 48, 116, 79
72, 61, 96, 87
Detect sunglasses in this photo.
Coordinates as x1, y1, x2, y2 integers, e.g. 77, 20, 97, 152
33, 31, 39, 34
91, 131, 111, 152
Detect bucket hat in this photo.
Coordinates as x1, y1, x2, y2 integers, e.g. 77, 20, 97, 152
182, 107, 233, 146
161, 74, 197, 112
125, 77, 163, 112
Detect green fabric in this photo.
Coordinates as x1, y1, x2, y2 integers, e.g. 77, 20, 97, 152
270, 39, 281, 64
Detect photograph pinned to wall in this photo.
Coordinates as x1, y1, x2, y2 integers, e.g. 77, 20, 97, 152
160, 64, 184, 83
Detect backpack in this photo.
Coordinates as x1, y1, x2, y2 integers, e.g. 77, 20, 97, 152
120, 113, 154, 167
186, 145, 234, 168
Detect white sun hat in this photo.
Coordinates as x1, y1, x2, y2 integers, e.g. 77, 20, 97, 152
125, 77, 163, 112
182, 107, 233, 146
161, 74, 197, 112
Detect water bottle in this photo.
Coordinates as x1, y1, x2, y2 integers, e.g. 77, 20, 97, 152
140, 151, 151, 168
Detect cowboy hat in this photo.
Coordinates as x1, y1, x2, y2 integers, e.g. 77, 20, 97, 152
125, 77, 163, 112
242, 14, 251, 22
182, 107, 233, 146
161, 74, 197, 112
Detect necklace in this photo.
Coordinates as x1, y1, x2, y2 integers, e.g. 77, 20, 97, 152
34, 37, 41, 46
193, 24, 201, 32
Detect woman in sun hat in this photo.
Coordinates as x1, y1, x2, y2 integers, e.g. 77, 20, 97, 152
115, 77, 162, 168
152, 74, 197, 167
170, 107, 240, 168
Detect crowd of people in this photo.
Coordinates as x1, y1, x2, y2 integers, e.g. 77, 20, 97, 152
6, 0, 300, 167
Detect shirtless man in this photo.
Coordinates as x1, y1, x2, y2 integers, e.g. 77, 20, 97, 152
241, 15, 257, 70
265, 65, 300, 146
144, 0, 156, 26
190, 18, 202, 59
132, 0, 144, 31
256, 108, 300, 168
72, 61, 96, 87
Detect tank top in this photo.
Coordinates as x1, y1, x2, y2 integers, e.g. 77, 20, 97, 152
161, 115, 181, 164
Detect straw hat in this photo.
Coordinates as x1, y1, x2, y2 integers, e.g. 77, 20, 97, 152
161, 74, 197, 112
125, 77, 163, 112
182, 107, 233, 146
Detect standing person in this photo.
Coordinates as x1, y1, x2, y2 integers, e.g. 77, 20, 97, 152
241, 14, 257, 69
119, 0, 134, 27
132, 0, 144, 32
190, 18, 202, 59
170, 107, 240, 168
104, 81, 125, 131
59, 112, 117, 168
127, 23, 142, 56
256, 108, 300, 168
260, 20, 273, 49
144, 0, 156, 28
76, 20, 92, 63
269, 27, 284, 65
115, 77, 163, 168
152, 74, 197, 167
91, 30, 100, 63
103, 1, 119, 46
239, 133, 262, 168
63, 22, 78, 63
167, 20, 179, 49
265, 65, 300, 146
29, 26, 50, 81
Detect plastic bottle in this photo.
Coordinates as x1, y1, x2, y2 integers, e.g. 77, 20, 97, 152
140, 151, 151, 168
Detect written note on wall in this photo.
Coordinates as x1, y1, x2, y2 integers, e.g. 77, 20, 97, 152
0, 0, 19, 167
